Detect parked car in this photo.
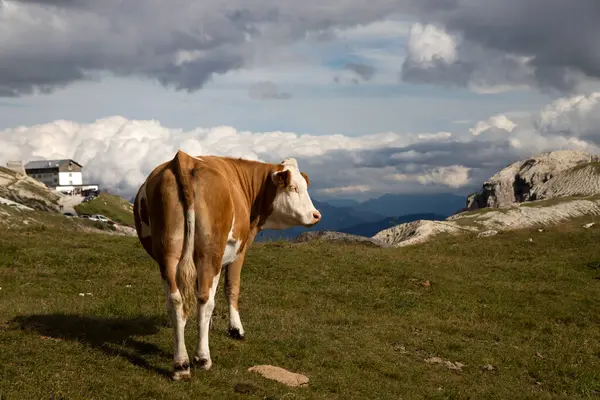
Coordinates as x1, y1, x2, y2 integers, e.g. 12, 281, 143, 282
63, 212, 75, 217
93, 214, 109, 222
84, 214, 111, 223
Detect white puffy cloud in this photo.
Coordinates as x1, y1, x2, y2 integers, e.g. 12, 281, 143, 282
0, 115, 458, 198
536, 92, 600, 144
406, 23, 458, 66
470, 114, 517, 136
385, 165, 470, 188
417, 165, 470, 188
2, 92, 600, 201
401, 23, 537, 93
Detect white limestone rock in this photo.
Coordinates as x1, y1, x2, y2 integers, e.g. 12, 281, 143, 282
467, 150, 600, 210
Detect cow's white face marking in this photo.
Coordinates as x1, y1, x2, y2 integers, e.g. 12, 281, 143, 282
263, 158, 321, 230
137, 182, 151, 238
222, 216, 241, 266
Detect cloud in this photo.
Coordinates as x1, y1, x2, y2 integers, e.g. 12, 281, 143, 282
1, 0, 434, 97
535, 92, 600, 145
333, 62, 377, 84
417, 165, 470, 187
385, 164, 470, 188
0, 114, 472, 199
400, 23, 536, 93
3, 0, 600, 97
331, 19, 412, 42
248, 81, 291, 99
470, 114, 517, 137
406, 23, 457, 65
2, 0, 600, 99
2, 92, 600, 200
318, 185, 371, 195
403, 1, 600, 93
344, 63, 376, 81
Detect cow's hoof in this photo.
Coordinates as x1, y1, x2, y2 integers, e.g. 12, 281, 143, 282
228, 328, 245, 340
172, 361, 191, 381
194, 356, 212, 371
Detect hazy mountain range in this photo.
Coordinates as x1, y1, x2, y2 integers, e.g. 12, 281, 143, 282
256, 193, 465, 241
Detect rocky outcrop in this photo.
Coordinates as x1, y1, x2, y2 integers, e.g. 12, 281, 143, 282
466, 150, 600, 210
375, 196, 600, 247
373, 220, 477, 247
451, 197, 600, 231
374, 150, 600, 248
0, 166, 60, 212
296, 230, 389, 247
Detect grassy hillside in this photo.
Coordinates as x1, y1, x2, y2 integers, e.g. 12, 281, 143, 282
1, 216, 600, 399
75, 192, 134, 226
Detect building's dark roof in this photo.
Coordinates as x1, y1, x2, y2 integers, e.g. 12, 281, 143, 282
24, 159, 83, 169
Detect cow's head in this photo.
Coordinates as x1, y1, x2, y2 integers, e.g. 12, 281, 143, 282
263, 158, 321, 230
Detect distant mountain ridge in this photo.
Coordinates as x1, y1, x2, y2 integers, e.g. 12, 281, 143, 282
351, 193, 465, 217
256, 194, 461, 242
338, 213, 446, 238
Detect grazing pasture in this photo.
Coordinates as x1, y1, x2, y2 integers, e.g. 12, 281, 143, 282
1, 212, 599, 399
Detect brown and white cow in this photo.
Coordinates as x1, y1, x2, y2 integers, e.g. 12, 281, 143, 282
133, 150, 321, 380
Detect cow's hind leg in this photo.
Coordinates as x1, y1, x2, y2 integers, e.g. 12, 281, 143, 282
194, 257, 221, 370
162, 257, 191, 381
225, 255, 245, 340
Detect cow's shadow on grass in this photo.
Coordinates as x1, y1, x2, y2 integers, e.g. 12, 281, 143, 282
11, 313, 172, 378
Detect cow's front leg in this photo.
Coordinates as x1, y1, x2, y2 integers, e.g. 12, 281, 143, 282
163, 279, 190, 381
194, 266, 221, 370
225, 255, 246, 340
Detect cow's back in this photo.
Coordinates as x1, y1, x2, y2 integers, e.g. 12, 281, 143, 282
133, 157, 240, 267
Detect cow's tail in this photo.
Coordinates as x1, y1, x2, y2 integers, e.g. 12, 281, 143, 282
173, 150, 197, 317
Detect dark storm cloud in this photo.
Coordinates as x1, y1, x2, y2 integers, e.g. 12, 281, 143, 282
441, 0, 600, 79
2, 0, 431, 96
403, 0, 600, 92
2, 0, 599, 96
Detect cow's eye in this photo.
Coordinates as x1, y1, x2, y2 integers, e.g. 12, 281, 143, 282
290, 186, 298, 193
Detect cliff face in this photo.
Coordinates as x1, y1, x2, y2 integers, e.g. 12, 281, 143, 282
466, 150, 600, 210
371, 150, 600, 248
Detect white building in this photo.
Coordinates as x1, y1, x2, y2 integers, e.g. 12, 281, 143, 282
24, 159, 98, 194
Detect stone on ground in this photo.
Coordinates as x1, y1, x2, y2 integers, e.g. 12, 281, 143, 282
248, 365, 309, 387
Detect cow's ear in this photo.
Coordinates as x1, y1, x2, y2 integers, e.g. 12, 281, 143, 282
300, 172, 310, 187
272, 169, 292, 188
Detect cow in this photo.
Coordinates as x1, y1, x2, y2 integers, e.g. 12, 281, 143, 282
133, 150, 321, 380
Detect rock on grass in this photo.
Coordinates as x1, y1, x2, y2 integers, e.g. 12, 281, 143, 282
248, 365, 309, 387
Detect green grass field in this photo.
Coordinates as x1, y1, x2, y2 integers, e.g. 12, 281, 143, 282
75, 192, 135, 226
1, 216, 599, 399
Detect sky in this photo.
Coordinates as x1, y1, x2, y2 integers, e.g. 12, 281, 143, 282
1, 0, 600, 201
